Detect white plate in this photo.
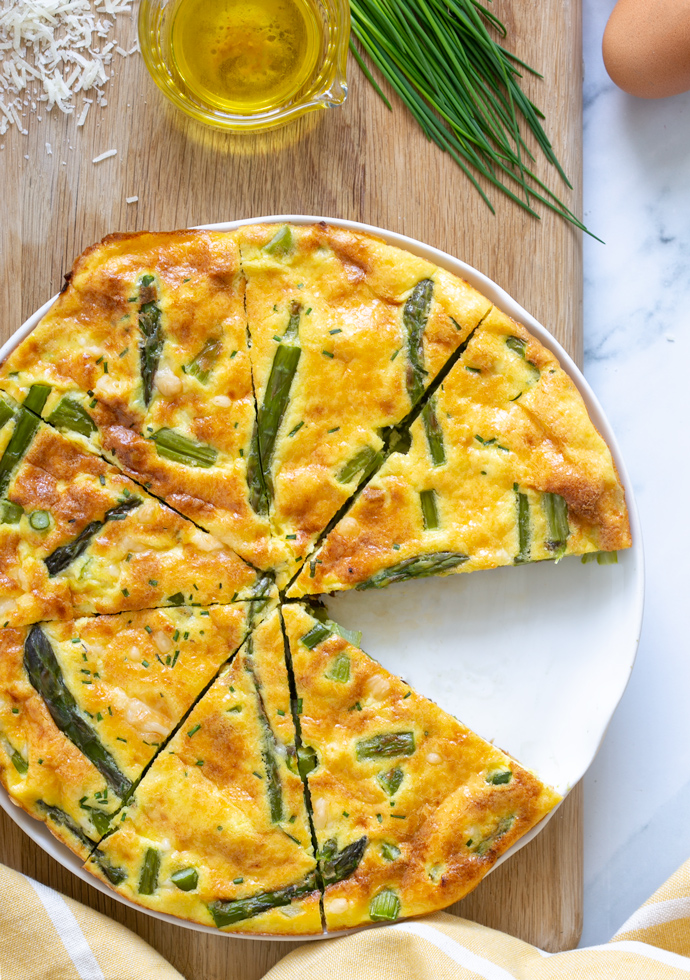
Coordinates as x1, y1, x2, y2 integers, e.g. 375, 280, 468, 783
0, 216, 644, 938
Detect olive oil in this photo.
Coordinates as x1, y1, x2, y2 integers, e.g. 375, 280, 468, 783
171, 0, 321, 114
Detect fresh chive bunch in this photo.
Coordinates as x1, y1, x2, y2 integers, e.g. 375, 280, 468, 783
349, 0, 589, 234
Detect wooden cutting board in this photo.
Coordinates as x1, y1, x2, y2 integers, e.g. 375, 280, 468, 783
0, 0, 583, 970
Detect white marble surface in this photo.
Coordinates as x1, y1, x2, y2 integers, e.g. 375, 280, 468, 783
581, 0, 690, 947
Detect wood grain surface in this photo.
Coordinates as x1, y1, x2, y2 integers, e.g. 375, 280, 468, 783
0, 0, 583, 972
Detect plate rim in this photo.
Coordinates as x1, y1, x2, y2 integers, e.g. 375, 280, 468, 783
0, 214, 644, 940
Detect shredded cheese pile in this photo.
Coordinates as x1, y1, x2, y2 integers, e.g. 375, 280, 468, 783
0, 0, 137, 136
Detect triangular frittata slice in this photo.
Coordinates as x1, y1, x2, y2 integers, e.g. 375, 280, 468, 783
239, 223, 492, 584
86, 609, 321, 935
0, 399, 264, 626
289, 306, 631, 596
0, 605, 250, 867
282, 603, 561, 931
0, 231, 280, 570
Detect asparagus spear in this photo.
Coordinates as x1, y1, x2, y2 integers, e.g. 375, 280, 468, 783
356, 551, 469, 590
47, 397, 97, 437
247, 574, 274, 625
245, 643, 284, 823
505, 336, 527, 358
0, 399, 15, 430
187, 337, 222, 384
45, 497, 142, 576
0, 401, 46, 496
248, 303, 302, 515
369, 888, 401, 921
421, 397, 445, 466
380, 842, 401, 861
149, 428, 218, 468
543, 492, 569, 556
319, 836, 368, 887
36, 801, 127, 883
171, 867, 199, 891
419, 489, 439, 530
0, 501, 23, 524
467, 814, 515, 857
300, 622, 332, 650
487, 769, 512, 785
137, 274, 164, 406
514, 484, 530, 564
337, 445, 383, 485
138, 847, 161, 895
3, 738, 28, 774
208, 870, 319, 927
304, 604, 363, 648
377, 767, 403, 795
325, 654, 350, 684
403, 278, 434, 404
23, 384, 51, 415
24, 626, 133, 799
263, 224, 294, 257
356, 732, 415, 761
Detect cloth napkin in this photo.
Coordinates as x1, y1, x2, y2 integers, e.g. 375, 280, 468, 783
4, 859, 690, 980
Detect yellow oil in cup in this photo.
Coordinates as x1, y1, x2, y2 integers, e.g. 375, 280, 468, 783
171, 0, 321, 114
139, 0, 349, 131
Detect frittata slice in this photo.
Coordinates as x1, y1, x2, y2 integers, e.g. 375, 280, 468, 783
238, 222, 492, 584
282, 603, 561, 931
86, 609, 323, 934
0, 398, 265, 626
289, 305, 631, 596
0, 605, 250, 867
0, 231, 280, 570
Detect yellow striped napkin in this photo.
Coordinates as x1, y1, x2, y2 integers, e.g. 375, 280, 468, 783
0, 865, 182, 979
4, 859, 690, 979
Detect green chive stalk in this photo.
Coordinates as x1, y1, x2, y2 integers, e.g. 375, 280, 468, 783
349, 0, 592, 235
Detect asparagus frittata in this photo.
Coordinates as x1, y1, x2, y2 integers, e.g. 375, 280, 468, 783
0, 223, 630, 933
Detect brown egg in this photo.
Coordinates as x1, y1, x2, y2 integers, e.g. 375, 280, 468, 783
603, 0, 690, 99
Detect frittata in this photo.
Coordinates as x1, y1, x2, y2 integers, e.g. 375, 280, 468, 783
0, 605, 252, 862
288, 305, 631, 595
0, 231, 282, 571
282, 603, 561, 930
86, 609, 322, 934
0, 223, 631, 933
0, 395, 263, 626
238, 223, 492, 585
